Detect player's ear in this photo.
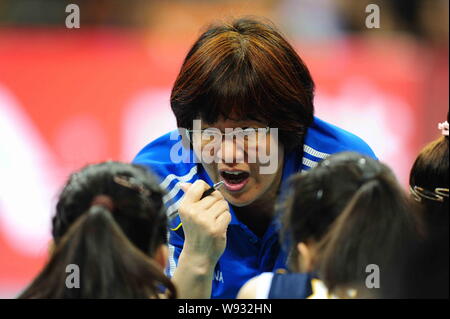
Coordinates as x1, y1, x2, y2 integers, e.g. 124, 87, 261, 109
154, 244, 169, 269
297, 242, 315, 272
48, 240, 55, 256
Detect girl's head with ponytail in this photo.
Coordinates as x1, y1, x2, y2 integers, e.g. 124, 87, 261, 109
409, 113, 449, 225
282, 152, 421, 298
19, 161, 176, 299
385, 113, 449, 298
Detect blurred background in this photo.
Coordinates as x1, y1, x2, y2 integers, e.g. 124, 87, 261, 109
0, 0, 448, 298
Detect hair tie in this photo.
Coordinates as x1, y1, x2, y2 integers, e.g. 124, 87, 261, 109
316, 189, 323, 200
90, 195, 114, 212
113, 176, 151, 196
410, 185, 449, 203
438, 121, 449, 136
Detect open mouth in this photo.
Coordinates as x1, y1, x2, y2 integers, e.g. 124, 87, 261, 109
220, 170, 250, 192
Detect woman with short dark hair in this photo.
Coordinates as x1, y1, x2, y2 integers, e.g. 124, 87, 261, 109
134, 17, 376, 298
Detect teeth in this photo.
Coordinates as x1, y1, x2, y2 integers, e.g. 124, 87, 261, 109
224, 171, 243, 175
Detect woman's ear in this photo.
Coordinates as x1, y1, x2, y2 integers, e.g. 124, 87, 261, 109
48, 240, 55, 256
154, 244, 169, 270
297, 242, 315, 272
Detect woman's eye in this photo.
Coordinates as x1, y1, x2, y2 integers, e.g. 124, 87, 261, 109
203, 129, 218, 135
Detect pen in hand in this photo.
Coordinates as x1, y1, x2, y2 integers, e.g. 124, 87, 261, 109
200, 181, 225, 199
169, 181, 225, 228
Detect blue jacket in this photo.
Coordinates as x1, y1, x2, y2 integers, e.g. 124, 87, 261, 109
133, 116, 377, 298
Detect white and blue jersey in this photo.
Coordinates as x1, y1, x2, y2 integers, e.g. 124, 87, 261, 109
133, 116, 377, 298
247, 272, 337, 299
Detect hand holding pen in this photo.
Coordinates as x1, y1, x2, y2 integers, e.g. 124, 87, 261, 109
199, 181, 225, 199
174, 179, 231, 264
170, 180, 225, 229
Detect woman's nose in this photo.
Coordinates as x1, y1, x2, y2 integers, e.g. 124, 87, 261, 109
216, 137, 245, 163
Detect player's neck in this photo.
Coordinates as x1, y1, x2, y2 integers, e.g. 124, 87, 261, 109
233, 204, 274, 238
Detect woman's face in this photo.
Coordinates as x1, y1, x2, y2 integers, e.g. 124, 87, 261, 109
191, 117, 284, 207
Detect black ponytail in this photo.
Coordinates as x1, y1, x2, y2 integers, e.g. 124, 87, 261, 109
19, 161, 176, 299
19, 204, 175, 298
317, 173, 421, 296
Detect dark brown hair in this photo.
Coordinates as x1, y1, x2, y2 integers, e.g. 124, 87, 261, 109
171, 17, 315, 153
384, 117, 450, 298
409, 132, 449, 225
19, 162, 176, 299
282, 152, 421, 295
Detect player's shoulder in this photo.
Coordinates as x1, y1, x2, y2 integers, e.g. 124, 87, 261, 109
237, 272, 274, 299
305, 117, 377, 159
